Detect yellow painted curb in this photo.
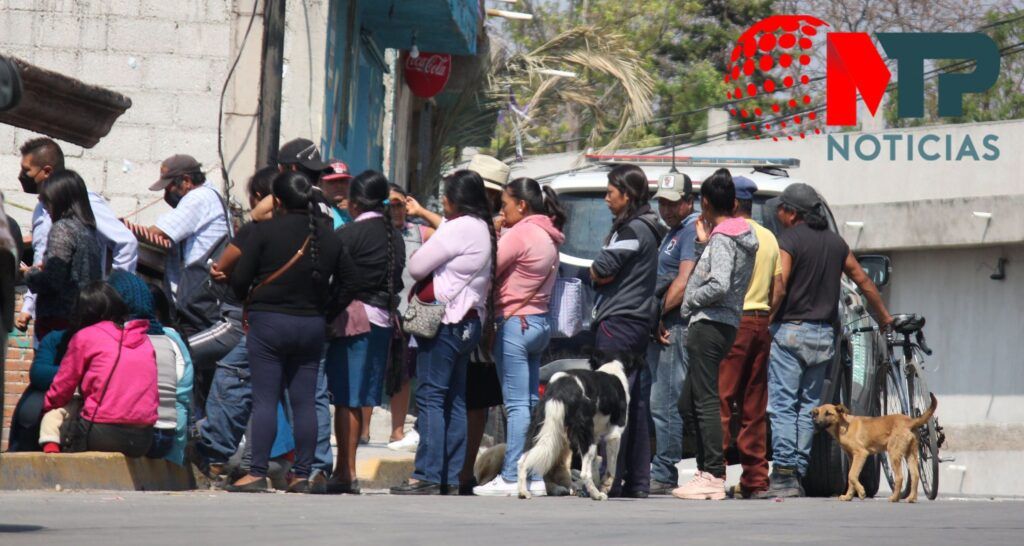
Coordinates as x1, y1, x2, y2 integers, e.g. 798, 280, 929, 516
0, 452, 195, 491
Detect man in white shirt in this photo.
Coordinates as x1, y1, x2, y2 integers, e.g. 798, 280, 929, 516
146, 154, 229, 300
15, 137, 138, 333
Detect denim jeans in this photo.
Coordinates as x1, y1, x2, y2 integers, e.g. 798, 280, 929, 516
196, 337, 254, 465
767, 321, 835, 476
493, 314, 551, 481
646, 315, 688, 485
412, 318, 481, 485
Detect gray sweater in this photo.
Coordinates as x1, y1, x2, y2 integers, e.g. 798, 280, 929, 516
591, 208, 664, 326
680, 217, 759, 328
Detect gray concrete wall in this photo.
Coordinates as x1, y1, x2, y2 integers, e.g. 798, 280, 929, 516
0, 0, 328, 226
832, 195, 1024, 252
883, 245, 1024, 426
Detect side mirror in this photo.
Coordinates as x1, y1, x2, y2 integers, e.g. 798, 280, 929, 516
857, 254, 891, 288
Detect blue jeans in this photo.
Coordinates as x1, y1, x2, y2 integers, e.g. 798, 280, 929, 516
767, 321, 835, 476
412, 318, 481, 485
493, 314, 551, 481
196, 337, 255, 464
646, 315, 688, 485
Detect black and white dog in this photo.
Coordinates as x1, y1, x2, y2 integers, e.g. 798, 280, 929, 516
516, 359, 629, 500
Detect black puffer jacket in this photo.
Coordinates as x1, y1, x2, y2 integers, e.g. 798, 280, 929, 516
333, 216, 405, 314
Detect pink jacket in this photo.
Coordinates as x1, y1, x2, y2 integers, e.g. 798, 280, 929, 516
44, 320, 159, 427
496, 214, 564, 318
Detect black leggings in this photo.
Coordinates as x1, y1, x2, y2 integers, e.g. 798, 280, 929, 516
679, 320, 737, 479
246, 311, 326, 479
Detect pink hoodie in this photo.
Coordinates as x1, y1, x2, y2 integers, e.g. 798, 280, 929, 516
44, 319, 159, 427
496, 214, 565, 317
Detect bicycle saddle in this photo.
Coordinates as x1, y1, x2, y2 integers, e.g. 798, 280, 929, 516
891, 313, 925, 334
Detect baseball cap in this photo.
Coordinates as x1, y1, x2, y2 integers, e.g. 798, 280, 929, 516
321, 161, 352, 182
278, 138, 329, 172
653, 172, 693, 202
733, 175, 758, 200
150, 154, 202, 191
777, 182, 823, 213
467, 154, 510, 192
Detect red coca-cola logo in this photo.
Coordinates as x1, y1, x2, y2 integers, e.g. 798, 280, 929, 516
404, 53, 452, 98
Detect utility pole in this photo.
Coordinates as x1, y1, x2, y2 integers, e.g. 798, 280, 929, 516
256, 0, 286, 168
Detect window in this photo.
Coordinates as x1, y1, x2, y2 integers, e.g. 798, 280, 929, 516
558, 191, 780, 261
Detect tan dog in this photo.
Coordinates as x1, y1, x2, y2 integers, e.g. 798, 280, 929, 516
812, 393, 937, 503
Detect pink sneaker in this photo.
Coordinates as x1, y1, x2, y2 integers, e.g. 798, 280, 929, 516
672, 472, 726, 500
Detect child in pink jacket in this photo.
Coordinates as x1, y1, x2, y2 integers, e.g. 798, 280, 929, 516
40, 282, 159, 457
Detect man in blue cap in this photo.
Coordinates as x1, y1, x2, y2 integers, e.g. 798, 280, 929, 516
717, 176, 780, 498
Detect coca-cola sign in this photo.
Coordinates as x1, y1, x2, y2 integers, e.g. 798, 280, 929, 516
404, 52, 452, 98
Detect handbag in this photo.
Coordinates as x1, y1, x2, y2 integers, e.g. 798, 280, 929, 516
548, 276, 584, 339
242, 236, 311, 332
402, 292, 447, 339
402, 260, 489, 340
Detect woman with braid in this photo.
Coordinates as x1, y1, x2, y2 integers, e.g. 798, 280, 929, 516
225, 171, 352, 493
391, 170, 495, 495
324, 171, 405, 494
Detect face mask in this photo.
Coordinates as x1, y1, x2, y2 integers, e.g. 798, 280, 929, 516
164, 189, 182, 208
19, 172, 38, 194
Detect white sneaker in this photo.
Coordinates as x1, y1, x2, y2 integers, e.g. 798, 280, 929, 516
473, 476, 518, 497
387, 430, 419, 452
528, 479, 548, 497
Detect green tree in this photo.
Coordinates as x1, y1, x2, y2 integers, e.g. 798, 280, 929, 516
497, 0, 776, 153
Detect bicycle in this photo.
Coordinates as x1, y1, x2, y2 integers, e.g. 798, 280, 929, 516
854, 313, 946, 500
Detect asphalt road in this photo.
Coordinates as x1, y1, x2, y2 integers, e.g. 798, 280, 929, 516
0, 491, 1021, 545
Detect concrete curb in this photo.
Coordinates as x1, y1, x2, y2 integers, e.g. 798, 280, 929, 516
0, 452, 195, 491
355, 452, 415, 489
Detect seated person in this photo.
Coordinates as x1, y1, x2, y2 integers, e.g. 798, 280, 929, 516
7, 330, 67, 451
107, 270, 194, 466
40, 282, 159, 456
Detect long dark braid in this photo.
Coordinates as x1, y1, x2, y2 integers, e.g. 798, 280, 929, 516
273, 171, 321, 285
383, 213, 396, 319
307, 200, 322, 285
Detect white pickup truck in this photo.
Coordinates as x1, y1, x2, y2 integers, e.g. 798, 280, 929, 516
537, 153, 891, 498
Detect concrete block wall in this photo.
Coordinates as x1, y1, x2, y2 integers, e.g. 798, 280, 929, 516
0, 0, 235, 230
0, 2, 329, 448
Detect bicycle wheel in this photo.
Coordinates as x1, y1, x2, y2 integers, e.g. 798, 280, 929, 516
906, 366, 940, 500
878, 361, 911, 498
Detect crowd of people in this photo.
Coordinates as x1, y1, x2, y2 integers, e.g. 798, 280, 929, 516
4, 134, 894, 500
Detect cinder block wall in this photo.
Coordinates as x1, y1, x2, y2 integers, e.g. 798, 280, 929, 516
0, 1, 235, 229
0, 1, 329, 449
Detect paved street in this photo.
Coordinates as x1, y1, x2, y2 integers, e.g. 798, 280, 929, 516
0, 491, 1020, 545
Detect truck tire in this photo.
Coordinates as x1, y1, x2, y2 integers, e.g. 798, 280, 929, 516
803, 352, 850, 497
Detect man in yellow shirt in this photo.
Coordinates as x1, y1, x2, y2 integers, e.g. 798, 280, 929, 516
718, 176, 781, 498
